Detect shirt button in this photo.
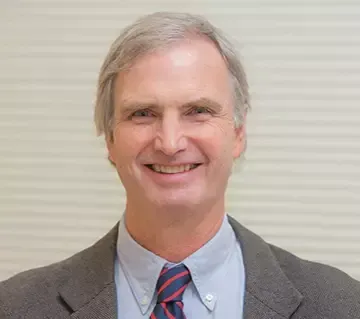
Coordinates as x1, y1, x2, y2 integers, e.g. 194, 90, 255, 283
205, 294, 213, 302
141, 296, 149, 305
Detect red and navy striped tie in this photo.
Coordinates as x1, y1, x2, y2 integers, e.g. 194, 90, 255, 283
150, 264, 191, 319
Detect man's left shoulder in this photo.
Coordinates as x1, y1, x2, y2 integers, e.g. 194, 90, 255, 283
270, 244, 360, 316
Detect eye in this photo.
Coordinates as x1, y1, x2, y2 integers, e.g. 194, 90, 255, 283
188, 106, 211, 115
131, 109, 154, 118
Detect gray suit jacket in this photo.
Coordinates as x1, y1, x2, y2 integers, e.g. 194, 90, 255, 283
1, 216, 360, 318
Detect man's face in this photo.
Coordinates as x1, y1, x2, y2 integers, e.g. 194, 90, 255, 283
107, 38, 246, 210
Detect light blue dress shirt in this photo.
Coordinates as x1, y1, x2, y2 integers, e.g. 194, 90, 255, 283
114, 214, 246, 318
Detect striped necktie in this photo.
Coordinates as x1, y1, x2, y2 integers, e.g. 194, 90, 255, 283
150, 264, 191, 319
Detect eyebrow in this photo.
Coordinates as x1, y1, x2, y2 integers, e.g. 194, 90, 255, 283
119, 97, 224, 113
181, 98, 224, 112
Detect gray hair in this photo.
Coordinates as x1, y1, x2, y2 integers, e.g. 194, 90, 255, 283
94, 11, 250, 140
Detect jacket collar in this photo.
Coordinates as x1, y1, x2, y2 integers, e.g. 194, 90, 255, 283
58, 216, 303, 319
228, 215, 303, 318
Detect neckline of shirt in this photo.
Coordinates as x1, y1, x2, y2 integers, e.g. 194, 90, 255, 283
116, 213, 238, 314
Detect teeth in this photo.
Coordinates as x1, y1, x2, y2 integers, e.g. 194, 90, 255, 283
151, 164, 198, 174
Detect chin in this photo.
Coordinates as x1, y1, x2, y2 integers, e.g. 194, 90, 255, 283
148, 192, 202, 209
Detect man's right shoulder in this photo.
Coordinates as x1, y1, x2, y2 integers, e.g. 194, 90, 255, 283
0, 257, 75, 318
0, 225, 118, 319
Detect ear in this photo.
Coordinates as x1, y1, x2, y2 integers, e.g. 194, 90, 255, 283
232, 115, 247, 159
106, 136, 116, 165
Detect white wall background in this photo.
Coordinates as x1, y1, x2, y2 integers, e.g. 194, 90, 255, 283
1, 0, 360, 281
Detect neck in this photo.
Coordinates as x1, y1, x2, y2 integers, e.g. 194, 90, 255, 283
124, 200, 225, 263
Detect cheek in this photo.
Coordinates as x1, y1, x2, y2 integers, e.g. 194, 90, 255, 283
113, 126, 153, 158
197, 122, 236, 155
194, 133, 233, 164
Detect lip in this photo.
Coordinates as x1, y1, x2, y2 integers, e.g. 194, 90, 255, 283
144, 163, 201, 167
142, 163, 203, 185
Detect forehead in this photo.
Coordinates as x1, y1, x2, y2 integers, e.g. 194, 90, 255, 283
114, 38, 233, 108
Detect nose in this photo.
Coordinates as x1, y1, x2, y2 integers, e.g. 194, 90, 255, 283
154, 112, 187, 156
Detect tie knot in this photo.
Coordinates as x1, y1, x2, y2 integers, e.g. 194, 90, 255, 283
156, 264, 191, 303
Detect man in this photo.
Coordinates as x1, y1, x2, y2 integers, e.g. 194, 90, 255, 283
0, 11, 359, 319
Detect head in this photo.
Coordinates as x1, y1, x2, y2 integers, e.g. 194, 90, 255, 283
94, 12, 250, 214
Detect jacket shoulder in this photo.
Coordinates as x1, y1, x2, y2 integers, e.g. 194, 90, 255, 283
0, 254, 81, 319
270, 244, 360, 318
0, 225, 118, 319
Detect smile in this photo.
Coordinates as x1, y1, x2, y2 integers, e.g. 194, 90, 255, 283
145, 164, 201, 174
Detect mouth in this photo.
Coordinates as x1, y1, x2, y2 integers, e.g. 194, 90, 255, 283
145, 163, 202, 174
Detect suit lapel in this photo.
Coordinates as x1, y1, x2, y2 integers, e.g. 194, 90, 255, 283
58, 224, 119, 319
228, 216, 303, 319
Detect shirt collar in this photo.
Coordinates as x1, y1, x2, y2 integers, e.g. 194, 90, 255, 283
181, 214, 237, 310
116, 214, 237, 313
116, 217, 165, 314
